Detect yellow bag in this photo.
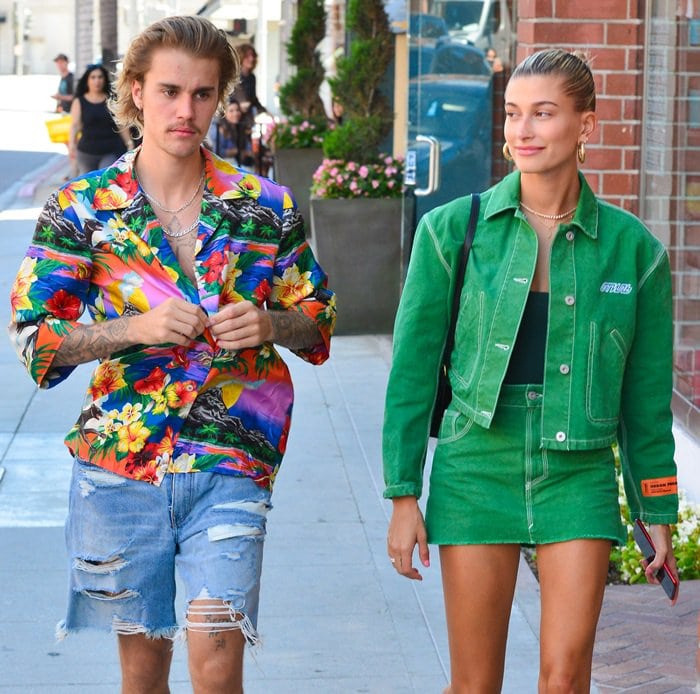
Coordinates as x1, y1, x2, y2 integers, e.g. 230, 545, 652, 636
45, 115, 72, 144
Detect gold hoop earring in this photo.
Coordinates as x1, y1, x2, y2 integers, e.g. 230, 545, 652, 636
577, 141, 586, 164
503, 143, 513, 161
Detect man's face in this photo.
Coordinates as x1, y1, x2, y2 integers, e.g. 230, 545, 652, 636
55, 58, 68, 74
131, 48, 220, 160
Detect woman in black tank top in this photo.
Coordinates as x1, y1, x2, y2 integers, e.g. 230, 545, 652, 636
69, 64, 133, 175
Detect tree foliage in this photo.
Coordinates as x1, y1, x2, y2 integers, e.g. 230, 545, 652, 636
326, 0, 395, 163
278, 0, 327, 120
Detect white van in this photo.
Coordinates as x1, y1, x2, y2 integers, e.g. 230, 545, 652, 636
428, 0, 513, 66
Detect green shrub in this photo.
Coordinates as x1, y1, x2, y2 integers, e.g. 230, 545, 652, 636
325, 0, 395, 163
278, 0, 327, 122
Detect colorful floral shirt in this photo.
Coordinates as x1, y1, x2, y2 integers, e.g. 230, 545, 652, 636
9, 147, 336, 489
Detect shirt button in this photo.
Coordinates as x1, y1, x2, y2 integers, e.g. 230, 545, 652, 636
565, 295, 575, 306
556, 431, 567, 442
527, 390, 539, 400
559, 364, 570, 375
566, 231, 575, 241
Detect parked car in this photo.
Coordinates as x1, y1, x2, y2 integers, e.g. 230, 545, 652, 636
409, 12, 449, 40
428, 0, 513, 67
430, 40, 491, 76
408, 74, 493, 221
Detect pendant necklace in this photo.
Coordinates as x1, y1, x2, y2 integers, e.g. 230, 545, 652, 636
136, 168, 205, 238
520, 201, 577, 231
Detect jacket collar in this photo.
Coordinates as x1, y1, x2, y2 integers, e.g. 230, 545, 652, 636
484, 170, 599, 240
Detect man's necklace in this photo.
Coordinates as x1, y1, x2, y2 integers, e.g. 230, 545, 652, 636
138, 169, 205, 214
136, 168, 205, 238
161, 216, 200, 238
520, 202, 577, 231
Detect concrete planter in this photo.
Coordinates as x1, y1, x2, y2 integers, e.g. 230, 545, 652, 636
310, 196, 403, 335
273, 147, 324, 242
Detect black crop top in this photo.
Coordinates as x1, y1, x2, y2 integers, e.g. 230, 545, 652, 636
503, 291, 549, 385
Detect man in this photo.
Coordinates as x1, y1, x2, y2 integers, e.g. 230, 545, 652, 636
51, 53, 74, 113
9, 15, 335, 693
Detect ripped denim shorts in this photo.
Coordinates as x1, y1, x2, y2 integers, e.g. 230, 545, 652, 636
59, 457, 272, 646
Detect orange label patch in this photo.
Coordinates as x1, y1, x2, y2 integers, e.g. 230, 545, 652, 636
641, 476, 678, 497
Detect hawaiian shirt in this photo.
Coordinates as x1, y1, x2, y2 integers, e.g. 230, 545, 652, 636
9, 147, 336, 489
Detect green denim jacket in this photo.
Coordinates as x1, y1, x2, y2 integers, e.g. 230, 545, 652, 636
383, 171, 678, 524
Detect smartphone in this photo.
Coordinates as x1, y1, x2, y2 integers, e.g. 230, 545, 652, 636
633, 519, 679, 602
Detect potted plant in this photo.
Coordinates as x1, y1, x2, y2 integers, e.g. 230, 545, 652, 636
309, 0, 404, 334
270, 0, 328, 227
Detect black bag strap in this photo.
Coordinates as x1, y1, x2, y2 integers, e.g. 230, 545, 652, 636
443, 193, 480, 369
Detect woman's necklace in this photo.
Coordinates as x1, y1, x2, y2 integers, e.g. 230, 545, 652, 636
520, 201, 577, 231
135, 168, 205, 238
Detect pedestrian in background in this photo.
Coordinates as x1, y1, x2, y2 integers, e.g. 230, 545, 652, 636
69, 64, 132, 174
383, 48, 678, 692
9, 14, 335, 693
51, 53, 74, 113
208, 96, 255, 169
231, 43, 272, 176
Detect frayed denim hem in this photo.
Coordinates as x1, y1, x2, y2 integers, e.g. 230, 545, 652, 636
55, 619, 178, 642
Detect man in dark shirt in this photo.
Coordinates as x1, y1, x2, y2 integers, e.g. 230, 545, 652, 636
51, 53, 74, 113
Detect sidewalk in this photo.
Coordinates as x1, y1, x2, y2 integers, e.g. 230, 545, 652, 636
0, 157, 696, 692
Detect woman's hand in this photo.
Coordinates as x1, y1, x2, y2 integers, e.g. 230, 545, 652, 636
644, 524, 679, 602
387, 496, 430, 580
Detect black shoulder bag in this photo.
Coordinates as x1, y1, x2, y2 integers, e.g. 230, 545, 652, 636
429, 193, 481, 438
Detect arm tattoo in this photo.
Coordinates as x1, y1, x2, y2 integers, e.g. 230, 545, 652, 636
52, 317, 134, 367
268, 310, 322, 350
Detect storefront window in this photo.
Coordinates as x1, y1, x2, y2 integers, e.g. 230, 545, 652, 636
642, 1, 700, 435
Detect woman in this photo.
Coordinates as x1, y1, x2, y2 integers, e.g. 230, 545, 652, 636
210, 97, 255, 168
69, 64, 132, 174
383, 49, 679, 692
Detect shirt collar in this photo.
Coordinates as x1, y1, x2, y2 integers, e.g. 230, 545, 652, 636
484, 169, 599, 239
88, 145, 265, 212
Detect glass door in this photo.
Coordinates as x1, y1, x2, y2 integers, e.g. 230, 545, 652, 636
405, 0, 495, 233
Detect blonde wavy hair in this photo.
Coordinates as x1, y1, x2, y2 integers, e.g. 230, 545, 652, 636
110, 15, 239, 137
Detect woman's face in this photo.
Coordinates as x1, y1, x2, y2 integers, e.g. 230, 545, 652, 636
225, 102, 242, 123
503, 75, 595, 176
88, 69, 106, 93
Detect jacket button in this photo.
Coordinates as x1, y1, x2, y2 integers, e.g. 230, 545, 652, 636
565, 295, 575, 305
566, 231, 575, 241
559, 364, 570, 375
556, 431, 567, 442
527, 390, 539, 400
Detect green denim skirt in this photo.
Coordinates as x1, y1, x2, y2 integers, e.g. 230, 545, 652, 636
425, 385, 626, 546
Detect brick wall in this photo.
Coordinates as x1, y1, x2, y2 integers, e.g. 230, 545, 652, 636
515, 0, 645, 213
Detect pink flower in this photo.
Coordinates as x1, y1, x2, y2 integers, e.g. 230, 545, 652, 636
336, 175, 344, 184
347, 162, 357, 171
359, 166, 369, 178
372, 180, 380, 189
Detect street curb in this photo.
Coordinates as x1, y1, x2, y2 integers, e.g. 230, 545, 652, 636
1, 153, 67, 210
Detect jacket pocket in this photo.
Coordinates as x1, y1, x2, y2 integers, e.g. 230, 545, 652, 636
437, 408, 475, 443
585, 322, 628, 424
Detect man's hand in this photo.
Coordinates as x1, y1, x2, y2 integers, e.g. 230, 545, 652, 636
129, 297, 208, 347
207, 301, 274, 350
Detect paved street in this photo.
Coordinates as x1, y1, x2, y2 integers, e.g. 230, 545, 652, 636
0, 73, 697, 693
